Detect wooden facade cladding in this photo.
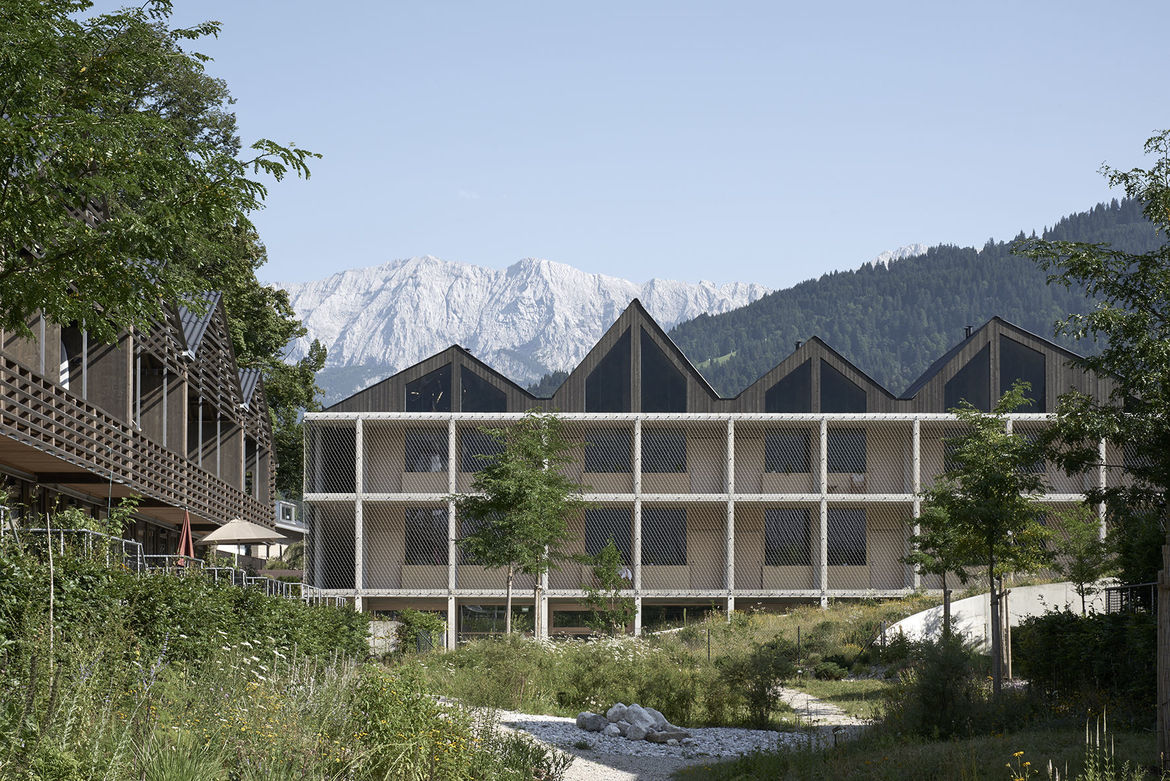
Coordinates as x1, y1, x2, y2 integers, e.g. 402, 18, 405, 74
0, 296, 276, 539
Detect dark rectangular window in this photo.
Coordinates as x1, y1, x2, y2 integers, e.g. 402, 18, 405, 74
404, 430, 448, 472
765, 360, 812, 413
404, 508, 448, 565
643, 430, 686, 473
765, 431, 811, 473
585, 429, 631, 472
765, 508, 811, 566
827, 429, 866, 473
461, 429, 503, 472
461, 366, 507, 412
1000, 336, 1046, 413
827, 508, 866, 566
585, 507, 632, 563
820, 360, 866, 413
945, 343, 991, 411
641, 508, 686, 565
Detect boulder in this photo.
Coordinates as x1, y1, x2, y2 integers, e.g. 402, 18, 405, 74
602, 723, 620, 737
646, 729, 692, 744
615, 720, 631, 736
575, 712, 607, 732
624, 704, 656, 731
644, 706, 669, 730
606, 703, 628, 722
625, 724, 648, 741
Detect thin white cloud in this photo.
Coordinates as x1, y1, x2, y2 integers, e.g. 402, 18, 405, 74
457, 189, 481, 200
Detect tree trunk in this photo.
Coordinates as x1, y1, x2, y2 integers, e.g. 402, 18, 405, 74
942, 571, 951, 639
989, 565, 1002, 697
1156, 510, 1169, 772
1081, 588, 1087, 617
533, 580, 540, 638
505, 565, 514, 635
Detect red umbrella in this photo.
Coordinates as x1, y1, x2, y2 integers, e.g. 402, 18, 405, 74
176, 509, 196, 566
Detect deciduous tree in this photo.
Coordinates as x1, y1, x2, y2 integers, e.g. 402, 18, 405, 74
454, 411, 585, 635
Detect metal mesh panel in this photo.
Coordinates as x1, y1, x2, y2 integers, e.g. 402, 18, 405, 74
455, 420, 508, 492
548, 508, 589, 590
734, 504, 816, 590
304, 420, 356, 494
363, 421, 450, 494
734, 421, 818, 494
835, 420, 913, 494
640, 502, 725, 590
455, 512, 535, 590
1013, 421, 1083, 494
919, 421, 972, 490
831, 503, 912, 590
575, 423, 634, 493
362, 502, 448, 589
303, 501, 355, 589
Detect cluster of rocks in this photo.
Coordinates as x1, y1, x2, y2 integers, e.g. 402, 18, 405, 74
575, 702, 692, 745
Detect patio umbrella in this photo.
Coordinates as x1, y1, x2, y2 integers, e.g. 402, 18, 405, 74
197, 518, 289, 565
176, 509, 196, 566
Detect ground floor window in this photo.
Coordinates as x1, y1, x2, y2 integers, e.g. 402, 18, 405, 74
764, 507, 812, 565
584, 507, 632, 563
641, 507, 686, 565
827, 508, 866, 565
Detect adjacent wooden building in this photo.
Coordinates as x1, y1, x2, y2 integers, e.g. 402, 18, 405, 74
0, 294, 276, 552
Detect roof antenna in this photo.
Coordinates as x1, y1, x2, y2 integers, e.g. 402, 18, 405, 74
794, 340, 802, 350
964, 325, 973, 338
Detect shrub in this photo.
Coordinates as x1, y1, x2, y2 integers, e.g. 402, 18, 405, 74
813, 660, 847, 680
1013, 609, 1155, 726
717, 637, 796, 728
882, 633, 983, 739
395, 608, 446, 653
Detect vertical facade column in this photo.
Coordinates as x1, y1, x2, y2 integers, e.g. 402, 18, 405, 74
354, 419, 364, 611
162, 368, 168, 448
38, 314, 45, 375
215, 415, 221, 477
1097, 438, 1108, 541
633, 416, 642, 636
725, 416, 735, 619
819, 416, 828, 608
197, 397, 204, 468
135, 349, 142, 427
447, 416, 458, 649
81, 330, 88, 399
911, 417, 922, 589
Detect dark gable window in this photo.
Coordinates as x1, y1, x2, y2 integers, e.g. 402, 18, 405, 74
765, 360, 811, 413
585, 507, 632, 563
765, 430, 811, 473
641, 328, 686, 412
999, 335, 1046, 413
827, 429, 866, 473
945, 343, 991, 412
405, 364, 452, 412
641, 507, 686, 565
460, 429, 504, 472
404, 429, 448, 472
461, 366, 506, 412
827, 508, 866, 566
404, 507, 448, 565
765, 508, 811, 566
586, 328, 631, 412
584, 429, 632, 473
820, 360, 866, 413
643, 429, 686, 473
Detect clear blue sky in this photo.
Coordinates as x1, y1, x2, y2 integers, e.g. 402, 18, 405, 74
108, 1, 1170, 288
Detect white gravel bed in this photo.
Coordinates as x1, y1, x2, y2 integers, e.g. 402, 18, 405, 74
493, 708, 811, 760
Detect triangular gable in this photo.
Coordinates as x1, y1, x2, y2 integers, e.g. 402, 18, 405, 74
183, 294, 246, 409
238, 367, 262, 407
899, 316, 1086, 402
551, 299, 719, 410
735, 336, 896, 410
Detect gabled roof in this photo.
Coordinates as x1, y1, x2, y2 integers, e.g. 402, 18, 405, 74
734, 335, 897, 401
177, 292, 222, 356
899, 316, 1087, 399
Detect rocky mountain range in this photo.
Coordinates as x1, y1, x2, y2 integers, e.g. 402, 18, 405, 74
277, 256, 770, 403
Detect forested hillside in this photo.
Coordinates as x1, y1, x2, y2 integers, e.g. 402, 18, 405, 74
670, 199, 1161, 397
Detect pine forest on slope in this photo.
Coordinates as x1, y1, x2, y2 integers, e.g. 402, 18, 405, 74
669, 199, 1159, 398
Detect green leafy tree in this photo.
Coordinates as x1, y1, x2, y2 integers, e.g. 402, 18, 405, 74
1015, 130, 1170, 570
580, 539, 635, 636
454, 411, 585, 635
920, 382, 1053, 694
1052, 505, 1115, 616
905, 504, 973, 637
1, 1, 325, 496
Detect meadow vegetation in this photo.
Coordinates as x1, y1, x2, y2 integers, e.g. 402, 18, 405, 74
0, 528, 571, 780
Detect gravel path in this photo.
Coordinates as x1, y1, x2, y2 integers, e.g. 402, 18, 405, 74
493, 692, 870, 781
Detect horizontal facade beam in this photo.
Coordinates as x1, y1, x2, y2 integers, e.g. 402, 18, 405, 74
307, 411, 1060, 423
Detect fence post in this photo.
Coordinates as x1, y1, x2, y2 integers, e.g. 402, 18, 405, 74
1158, 532, 1170, 770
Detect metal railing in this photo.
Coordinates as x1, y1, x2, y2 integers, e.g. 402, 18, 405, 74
1, 524, 347, 607
1104, 581, 1157, 614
